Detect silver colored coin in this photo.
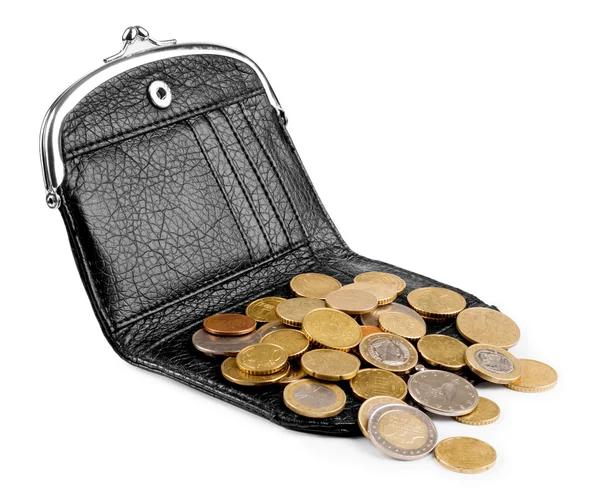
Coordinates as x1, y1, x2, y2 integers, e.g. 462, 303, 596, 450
408, 369, 479, 416
475, 349, 514, 374
192, 329, 262, 357
293, 382, 337, 408
257, 321, 289, 337
368, 338, 410, 367
368, 403, 437, 461
361, 302, 426, 327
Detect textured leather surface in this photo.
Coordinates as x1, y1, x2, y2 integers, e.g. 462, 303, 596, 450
57, 53, 492, 437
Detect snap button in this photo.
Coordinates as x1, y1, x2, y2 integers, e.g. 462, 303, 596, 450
148, 80, 172, 108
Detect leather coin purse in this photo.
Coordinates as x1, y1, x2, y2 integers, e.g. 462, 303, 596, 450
40, 27, 493, 436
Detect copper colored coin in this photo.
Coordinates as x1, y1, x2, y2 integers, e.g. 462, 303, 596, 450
203, 313, 257, 336
361, 325, 383, 339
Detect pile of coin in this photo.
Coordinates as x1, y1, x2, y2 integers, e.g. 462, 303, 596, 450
192, 272, 558, 473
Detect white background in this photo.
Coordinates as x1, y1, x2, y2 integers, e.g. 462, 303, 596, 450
2, 1, 598, 490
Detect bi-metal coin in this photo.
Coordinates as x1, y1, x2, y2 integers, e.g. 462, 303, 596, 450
359, 332, 418, 374
192, 329, 262, 357
360, 302, 425, 328
354, 271, 407, 295
221, 357, 290, 386
350, 368, 407, 401
357, 396, 407, 438
368, 403, 438, 461
236, 343, 288, 375
407, 287, 466, 318
434, 437, 496, 474
453, 397, 500, 426
203, 313, 257, 336
456, 307, 521, 349
465, 343, 522, 384
289, 273, 341, 299
506, 359, 558, 393
302, 308, 362, 351
301, 349, 361, 381
276, 298, 326, 327
408, 368, 479, 416
417, 334, 468, 371
283, 379, 346, 418
245, 297, 286, 323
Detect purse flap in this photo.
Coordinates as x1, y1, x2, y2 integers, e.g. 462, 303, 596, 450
44, 39, 346, 350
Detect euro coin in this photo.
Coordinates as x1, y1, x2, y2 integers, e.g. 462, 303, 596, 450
245, 297, 286, 323
192, 329, 262, 357
276, 298, 326, 327
350, 368, 408, 401
357, 396, 407, 438
360, 302, 425, 327
261, 329, 309, 359
453, 397, 500, 425
300, 349, 361, 381
465, 343, 522, 384
407, 287, 466, 318
340, 282, 397, 305
506, 359, 558, 393
456, 307, 520, 349
359, 332, 418, 374
257, 321, 288, 337
289, 273, 341, 299
408, 369, 478, 416
203, 313, 256, 336
368, 404, 437, 461
360, 325, 382, 339
354, 271, 406, 295
278, 363, 307, 385
325, 288, 378, 314
221, 357, 290, 386
283, 379, 346, 418
302, 308, 362, 351
434, 437, 496, 473
236, 343, 288, 375
417, 334, 468, 370
378, 312, 426, 341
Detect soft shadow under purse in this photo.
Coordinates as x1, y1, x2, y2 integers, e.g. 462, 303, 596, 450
40, 27, 492, 436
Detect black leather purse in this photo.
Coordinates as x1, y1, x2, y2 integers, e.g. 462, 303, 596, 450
40, 27, 492, 436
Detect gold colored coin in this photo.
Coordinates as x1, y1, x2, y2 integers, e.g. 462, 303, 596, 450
407, 287, 466, 318
465, 343, 522, 384
276, 298, 326, 327
456, 307, 520, 349
278, 363, 307, 385
357, 396, 407, 438
350, 368, 408, 401
236, 343, 288, 375
245, 297, 286, 323
434, 437, 496, 474
378, 312, 427, 341
506, 359, 558, 393
453, 397, 500, 426
361, 325, 383, 339
361, 302, 425, 328
300, 349, 361, 381
340, 282, 397, 306
257, 321, 288, 337
417, 334, 468, 370
289, 273, 341, 299
354, 271, 407, 295
283, 379, 346, 418
261, 329, 309, 359
302, 308, 362, 351
325, 288, 378, 314
221, 357, 290, 386
359, 333, 418, 374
